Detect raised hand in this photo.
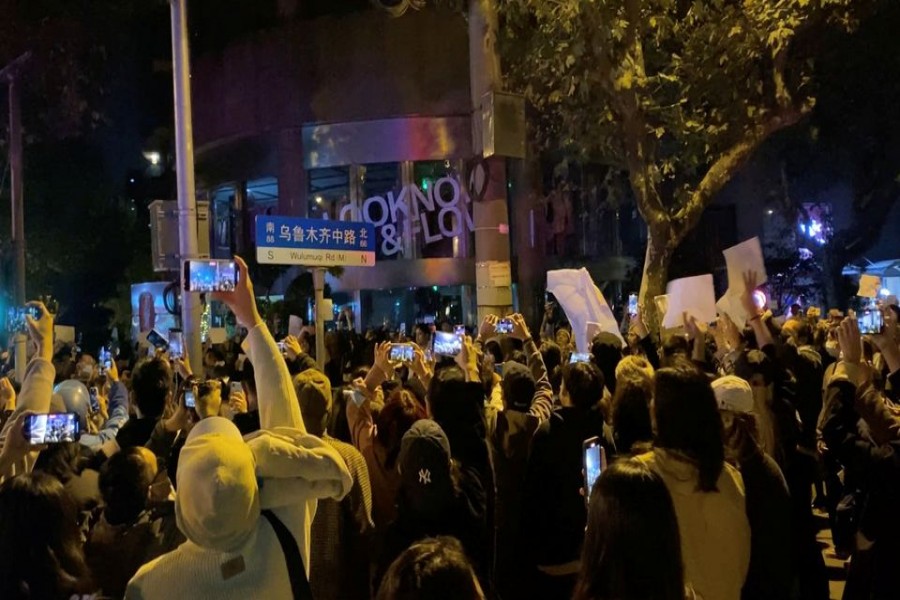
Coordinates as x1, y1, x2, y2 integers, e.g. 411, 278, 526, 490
0, 378, 15, 411
211, 257, 261, 329
479, 315, 499, 340
509, 313, 532, 341
282, 335, 302, 360
25, 301, 53, 360
837, 317, 862, 365
740, 271, 761, 318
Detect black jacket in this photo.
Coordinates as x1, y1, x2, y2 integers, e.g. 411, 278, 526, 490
740, 450, 793, 600
522, 406, 612, 568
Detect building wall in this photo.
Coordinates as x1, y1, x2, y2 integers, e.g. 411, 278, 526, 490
191, 7, 471, 150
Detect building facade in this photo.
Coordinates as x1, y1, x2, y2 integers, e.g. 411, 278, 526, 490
191, 3, 645, 331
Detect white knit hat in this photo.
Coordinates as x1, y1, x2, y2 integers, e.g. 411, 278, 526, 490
175, 417, 260, 552
712, 375, 754, 414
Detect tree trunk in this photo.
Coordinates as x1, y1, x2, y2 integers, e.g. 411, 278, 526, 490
639, 226, 674, 331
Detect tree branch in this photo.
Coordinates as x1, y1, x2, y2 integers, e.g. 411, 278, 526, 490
672, 105, 810, 241
772, 47, 792, 111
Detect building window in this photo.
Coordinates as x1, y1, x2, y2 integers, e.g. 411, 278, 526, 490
359, 163, 403, 261
412, 160, 472, 259
247, 177, 279, 247
308, 167, 351, 220
211, 185, 235, 257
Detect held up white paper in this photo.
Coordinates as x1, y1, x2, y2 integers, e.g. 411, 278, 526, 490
858, 274, 881, 299
547, 268, 624, 352
662, 275, 717, 329
723, 237, 768, 291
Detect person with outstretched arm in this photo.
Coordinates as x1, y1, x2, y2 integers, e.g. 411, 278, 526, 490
0, 302, 55, 482
126, 258, 352, 599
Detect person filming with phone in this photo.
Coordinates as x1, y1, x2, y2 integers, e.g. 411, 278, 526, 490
126, 257, 352, 600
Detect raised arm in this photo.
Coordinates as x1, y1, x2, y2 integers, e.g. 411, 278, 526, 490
741, 271, 774, 350
213, 258, 303, 431
511, 313, 554, 420
0, 302, 54, 479
1, 303, 54, 428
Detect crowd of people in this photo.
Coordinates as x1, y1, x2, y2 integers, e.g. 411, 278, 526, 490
0, 258, 898, 599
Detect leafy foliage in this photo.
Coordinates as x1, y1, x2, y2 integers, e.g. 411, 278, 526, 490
495, 0, 882, 318
503, 0, 869, 219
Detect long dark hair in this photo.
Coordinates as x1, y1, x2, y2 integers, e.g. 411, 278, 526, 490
377, 536, 483, 600
612, 380, 654, 456
0, 472, 94, 599
376, 389, 426, 469
653, 361, 725, 491
573, 459, 685, 600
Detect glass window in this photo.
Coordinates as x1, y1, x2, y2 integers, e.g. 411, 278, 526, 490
246, 177, 279, 248
360, 285, 475, 333
359, 163, 402, 261
211, 185, 235, 258
308, 167, 350, 220
412, 161, 472, 259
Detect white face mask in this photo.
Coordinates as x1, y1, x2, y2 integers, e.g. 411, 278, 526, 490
825, 340, 840, 358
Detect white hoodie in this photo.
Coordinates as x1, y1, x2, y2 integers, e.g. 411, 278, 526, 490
126, 323, 351, 600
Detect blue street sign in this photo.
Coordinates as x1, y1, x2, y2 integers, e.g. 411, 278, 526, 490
255, 216, 376, 267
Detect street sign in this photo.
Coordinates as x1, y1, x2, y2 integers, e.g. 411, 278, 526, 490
255, 216, 376, 267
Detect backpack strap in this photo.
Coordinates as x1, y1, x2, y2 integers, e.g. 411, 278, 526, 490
261, 509, 314, 600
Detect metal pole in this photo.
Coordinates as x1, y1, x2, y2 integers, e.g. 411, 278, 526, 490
313, 268, 326, 370
9, 77, 26, 383
169, 0, 203, 375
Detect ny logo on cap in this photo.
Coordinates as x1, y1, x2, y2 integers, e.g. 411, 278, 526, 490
418, 468, 431, 485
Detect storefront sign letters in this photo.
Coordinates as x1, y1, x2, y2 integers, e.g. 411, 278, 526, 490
339, 177, 474, 256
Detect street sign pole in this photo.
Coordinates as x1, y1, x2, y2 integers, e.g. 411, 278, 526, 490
169, 0, 203, 375
313, 268, 326, 370
1, 52, 32, 384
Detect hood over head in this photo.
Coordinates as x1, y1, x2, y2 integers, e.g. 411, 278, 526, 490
175, 417, 260, 552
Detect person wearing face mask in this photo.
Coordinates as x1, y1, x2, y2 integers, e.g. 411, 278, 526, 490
86, 446, 184, 599
713, 376, 793, 600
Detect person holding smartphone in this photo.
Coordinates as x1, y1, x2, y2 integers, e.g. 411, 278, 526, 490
127, 257, 352, 600
0, 301, 54, 484
521, 360, 614, 599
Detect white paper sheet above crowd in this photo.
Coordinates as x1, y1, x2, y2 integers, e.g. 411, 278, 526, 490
662, 274, 717, 329
289, 315, 303, 337
857, 274, 881, 298
547, 268, 624, 351
723, 237, 768, 291
716, 290, 751, 329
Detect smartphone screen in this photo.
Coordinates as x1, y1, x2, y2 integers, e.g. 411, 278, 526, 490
7, 306, 39, 333
230, 381, 243, 396
858, 310, 884, 335
168, 330, 184, 359
390, 344, 414, 363
89, 387, 100, 412
496, 319, 514, 334
146, 329, 168, 349
570, 352, 592, 364
433, 332, 463, 357
23, 413, 79, 445
184, 389, 196, 409
98, 347, 112, 372
583, 437, 604, 505
628, 293, 638, 316
454, 325, 466, 336
183, 259, 238, 293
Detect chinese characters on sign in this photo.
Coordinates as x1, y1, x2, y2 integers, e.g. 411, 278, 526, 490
256, 216, 375, 267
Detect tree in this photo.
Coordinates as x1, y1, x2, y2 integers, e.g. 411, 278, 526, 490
496, 0, 880, 324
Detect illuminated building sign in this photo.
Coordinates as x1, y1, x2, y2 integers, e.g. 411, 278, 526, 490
338, 177, 474, 256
